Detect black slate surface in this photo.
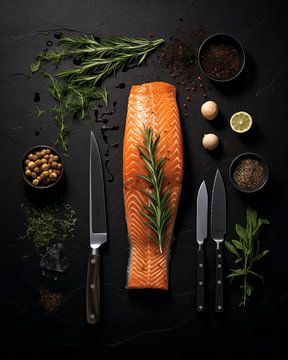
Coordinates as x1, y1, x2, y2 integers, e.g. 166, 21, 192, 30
1, 0, 288, 358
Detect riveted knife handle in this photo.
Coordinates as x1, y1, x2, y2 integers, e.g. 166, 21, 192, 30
86, 249, 100, 324
196, 247, 205, 312
215, 246, 223, 312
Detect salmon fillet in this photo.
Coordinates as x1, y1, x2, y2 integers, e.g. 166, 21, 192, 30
123, 82, 184, 290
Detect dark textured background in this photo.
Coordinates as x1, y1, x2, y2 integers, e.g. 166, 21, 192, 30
1, 0, 288, 358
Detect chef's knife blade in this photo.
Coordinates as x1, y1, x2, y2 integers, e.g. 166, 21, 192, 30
211, 169, 226, 312
196, 181, 208, 312
86, 131, 107, 324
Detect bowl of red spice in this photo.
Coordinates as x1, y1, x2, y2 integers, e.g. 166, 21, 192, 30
198, 33, 245, 82
229, 152, 269, 193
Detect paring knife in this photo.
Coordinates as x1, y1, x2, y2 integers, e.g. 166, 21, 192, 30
86, 131, 107, 324
196, 181, 208, 312
211, 169, 226, 313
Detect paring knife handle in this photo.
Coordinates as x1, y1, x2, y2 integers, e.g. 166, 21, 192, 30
215, 246, 224, 312
196, 247, 205, 312
86, 248, 100, 324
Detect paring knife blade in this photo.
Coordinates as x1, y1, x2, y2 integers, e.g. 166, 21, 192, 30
86, 131, 107, 324
196, 181, 208, 312
211, 168, 226, 312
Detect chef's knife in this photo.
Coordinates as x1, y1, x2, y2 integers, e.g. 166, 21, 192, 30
196, 180, 208, 312
86, 131, 107, 324
211, 169, 226, 312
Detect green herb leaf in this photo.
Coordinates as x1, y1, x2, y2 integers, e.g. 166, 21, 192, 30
226, 207, 269, 307
225, 241, 240, 257
30, 34, 164, 152
31, 59, 41, 73
235, 224, 248, 243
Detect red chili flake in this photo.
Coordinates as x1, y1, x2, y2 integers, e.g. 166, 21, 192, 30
183, 103, 187, 108
203, 92, 207, 98
200, 83, 204, 88
192, 86, 196, 92
186, 96, 191, 101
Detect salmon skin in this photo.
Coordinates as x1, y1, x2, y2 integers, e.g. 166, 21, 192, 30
123, 82, 184, 290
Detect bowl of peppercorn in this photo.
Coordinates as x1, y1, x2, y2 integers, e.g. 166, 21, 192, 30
198, 33, 245, 82
21, 145, 64, 189
229, 152, 269, 193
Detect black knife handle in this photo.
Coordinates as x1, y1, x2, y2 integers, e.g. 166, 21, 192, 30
215, 246, 224, 312
86, 249, 100, 324
196, 247, 205, 312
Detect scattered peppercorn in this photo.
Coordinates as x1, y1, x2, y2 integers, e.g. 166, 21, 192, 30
233, 158, 264, 189
38, 289, 63, 313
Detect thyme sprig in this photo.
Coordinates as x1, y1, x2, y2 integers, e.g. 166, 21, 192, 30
137, 127, 173, 253
225, 207, 270, 306
31, 34, 164, 152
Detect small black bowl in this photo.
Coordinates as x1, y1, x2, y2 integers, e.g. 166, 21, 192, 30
198, 33, 245, 82
21, 145, 64, 190
229, 152, 269, 193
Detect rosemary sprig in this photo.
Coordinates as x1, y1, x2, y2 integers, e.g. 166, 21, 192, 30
137, 127, 173, 253
30, 34, 164, 152
225, 207, 270, 306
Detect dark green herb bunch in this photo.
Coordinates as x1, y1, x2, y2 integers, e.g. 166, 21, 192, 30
20, 202, 77, 254
225, 207, 270, 306
137, 126, 173, 253
31, 34, 164, 153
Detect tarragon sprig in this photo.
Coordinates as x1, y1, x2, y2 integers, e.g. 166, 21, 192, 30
137, 127, 173, 253
225, 207, 270, 306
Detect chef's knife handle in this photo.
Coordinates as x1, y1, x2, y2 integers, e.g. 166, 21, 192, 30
86, 249, 100, 324
196, 247, 205, 312
215, 246, 224, 312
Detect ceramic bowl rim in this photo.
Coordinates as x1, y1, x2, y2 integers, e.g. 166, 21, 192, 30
198, 33, 246, 82
21, 144, 64, 190
229, 152, 269, 193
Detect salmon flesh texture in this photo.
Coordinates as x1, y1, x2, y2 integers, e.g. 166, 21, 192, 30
123, 82, 184, 290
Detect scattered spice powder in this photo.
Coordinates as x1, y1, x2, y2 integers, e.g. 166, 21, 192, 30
200, 42, 242, 80
233, 158, 264, 189
38, 289, 63, 313
157, 27, 210, 109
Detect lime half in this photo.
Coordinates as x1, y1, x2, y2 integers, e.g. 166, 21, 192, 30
230, 111, 253, 133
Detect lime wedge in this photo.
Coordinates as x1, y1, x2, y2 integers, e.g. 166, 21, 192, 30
230, 111, 253, 133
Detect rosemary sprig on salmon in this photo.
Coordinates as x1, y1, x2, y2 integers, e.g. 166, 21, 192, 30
137, 127, 173, 253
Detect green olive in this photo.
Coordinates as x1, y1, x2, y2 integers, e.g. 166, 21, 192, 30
57, 163, 62, 170
35, 159, 42, 166
32, 179, 40, 186
28, 153, 34, 160
34, 167, 40, 174
28, 161, 35, 170
51, 161, 58, 168
25, 159, 30, 165
49, 172, 58, 181
31, 172, 37, 179
32, 155, 38, 161
42, 158, 48, 164
43, 164, 50, 171
42, 171, 50, 178
45, 149, 51, 154
40, 149, 46, 156
25, 169, 32, 177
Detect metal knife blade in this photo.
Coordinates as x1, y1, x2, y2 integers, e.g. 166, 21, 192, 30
196, 180, 208, 312
89, 131, 107, 249
196, 181, 208, 248
211, 168, 226, 312
211, 169, 226, 247
86, 131, 107, 324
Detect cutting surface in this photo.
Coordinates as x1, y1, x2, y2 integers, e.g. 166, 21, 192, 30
0, 0, 287, 358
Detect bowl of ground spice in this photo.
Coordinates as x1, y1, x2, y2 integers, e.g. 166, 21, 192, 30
198, 33, 245, 82
229, 152, 269, 193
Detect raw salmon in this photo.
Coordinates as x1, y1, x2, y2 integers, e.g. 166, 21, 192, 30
123, 82, 184, 290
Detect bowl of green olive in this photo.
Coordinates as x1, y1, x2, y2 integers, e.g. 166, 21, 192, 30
21, 145, 64, 189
